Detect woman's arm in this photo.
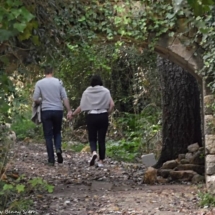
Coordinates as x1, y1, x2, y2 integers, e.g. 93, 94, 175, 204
108, 97, 115, 114
73, 106, 81, 116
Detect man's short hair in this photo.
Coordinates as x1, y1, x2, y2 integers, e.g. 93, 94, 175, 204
44, 66, 53, 75
90, 75, 103, 87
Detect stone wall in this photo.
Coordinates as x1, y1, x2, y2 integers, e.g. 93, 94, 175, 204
152, 35, 215, 192
204, 94, 215, 193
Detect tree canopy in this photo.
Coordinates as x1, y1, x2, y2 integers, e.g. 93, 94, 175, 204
1, 0, 215, 118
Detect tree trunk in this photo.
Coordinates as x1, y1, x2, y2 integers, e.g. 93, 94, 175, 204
154, 57, 202, 168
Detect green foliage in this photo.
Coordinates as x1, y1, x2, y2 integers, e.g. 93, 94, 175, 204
11, 115, 41, 141
0, 73, 15, 123
199, 192, 215, 207
9, 72, 43, 141
0, 129, 14, 179
186, 0, 214, 15
0, 0, 34, 41
0, 175, 54, 211
106, 139, 139, 162
107, 105, 161, 162
62, 142, 85, 152
28, 177, 54, 193
195, 8, 215, 92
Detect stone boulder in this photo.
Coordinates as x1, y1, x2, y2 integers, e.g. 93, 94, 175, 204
185, 153, 193, 161
141, 153, 157, 167
150, 142, 205, 184
174, 164, 204, 175
170, 170, 196, 181
143, 167, 157, 184
187, 143, 199, 153
161, 160, 178, 169
190, 151, 204, 165
157, 169, 172, 178
178, 154, 185, 161
206, 155, 215, 175
192, 174, 205, 184
180, 159, 190, 164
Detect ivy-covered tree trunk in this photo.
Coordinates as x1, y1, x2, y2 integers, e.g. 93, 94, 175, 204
154, 57, 202, 168
111, 57, 134, 113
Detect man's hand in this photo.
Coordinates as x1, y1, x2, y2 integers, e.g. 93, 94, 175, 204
67, 110, 73, 120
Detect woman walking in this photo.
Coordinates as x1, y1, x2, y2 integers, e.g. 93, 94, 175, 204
72, 75, 114, 167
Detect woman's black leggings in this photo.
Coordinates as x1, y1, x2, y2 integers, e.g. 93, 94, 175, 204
86, 112, 109, 160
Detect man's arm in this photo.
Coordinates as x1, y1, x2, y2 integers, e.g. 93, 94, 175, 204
63, 98, 73, 120
32, 83, 41, 104
61, 85, 73, 119
63, 98, 72, 112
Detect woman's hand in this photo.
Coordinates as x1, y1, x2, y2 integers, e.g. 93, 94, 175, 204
67, 110, 73, 120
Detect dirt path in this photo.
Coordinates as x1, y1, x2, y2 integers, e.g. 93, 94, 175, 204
7, 142, 213, 215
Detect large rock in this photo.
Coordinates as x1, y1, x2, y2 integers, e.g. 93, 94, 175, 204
0, 123, 16, 143
143, 167, 157, 184
174, 164, 204, 175
190, 151, 204, 165
170, 170, 196, 181
205, 115, 215, 135
187, 143, 199, 153
180, 159, 190, 164
206, 175, 215, 194
161, 160, 178, 169
157, 169, 172, 178
206, 155, 215, 175
156, 176, 168, 184
7, 131, 16, 142
204, 95, 215, 115
205, 135, 215, 154
192, 174, 205, 184
141, 153, 157, 167
178, 154, 185, 160
185, 153, 193, 161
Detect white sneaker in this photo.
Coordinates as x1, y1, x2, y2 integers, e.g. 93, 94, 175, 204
89, 152, 97, 166
97, 162, 104, 167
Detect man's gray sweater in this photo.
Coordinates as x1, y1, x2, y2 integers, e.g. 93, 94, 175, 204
33, 77, 67, 111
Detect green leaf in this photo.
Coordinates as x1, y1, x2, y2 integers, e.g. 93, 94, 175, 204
13, 22, 26, 32
78, 16, 86, 22
3, 184, 14, 191
20, 7, 34, 22
0, 29, 15, 42
6, 0, 22, 7
29, 177, 43, 187
11, 9, 22, 18
0, 102, 10, 113
166, 13, 174, 19
46, 185, 54, 193
16, 184, 25, 193
202, 0, 214, 5
187, 0, 213, 15
31, 35, 40, 45
18, 31, 31, 41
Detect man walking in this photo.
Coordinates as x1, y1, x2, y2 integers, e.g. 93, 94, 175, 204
33, 67, 72, 165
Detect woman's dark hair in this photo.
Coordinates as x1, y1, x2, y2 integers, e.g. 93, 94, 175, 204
90, 75, 103, 87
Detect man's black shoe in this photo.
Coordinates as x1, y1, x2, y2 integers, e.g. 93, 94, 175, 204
56, 149, 63, 163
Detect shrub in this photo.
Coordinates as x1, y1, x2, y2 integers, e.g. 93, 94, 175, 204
11, 111, 43, 141
0, 175, 54, 211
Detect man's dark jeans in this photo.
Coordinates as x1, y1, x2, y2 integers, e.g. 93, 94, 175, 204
41, 110, 63, 163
